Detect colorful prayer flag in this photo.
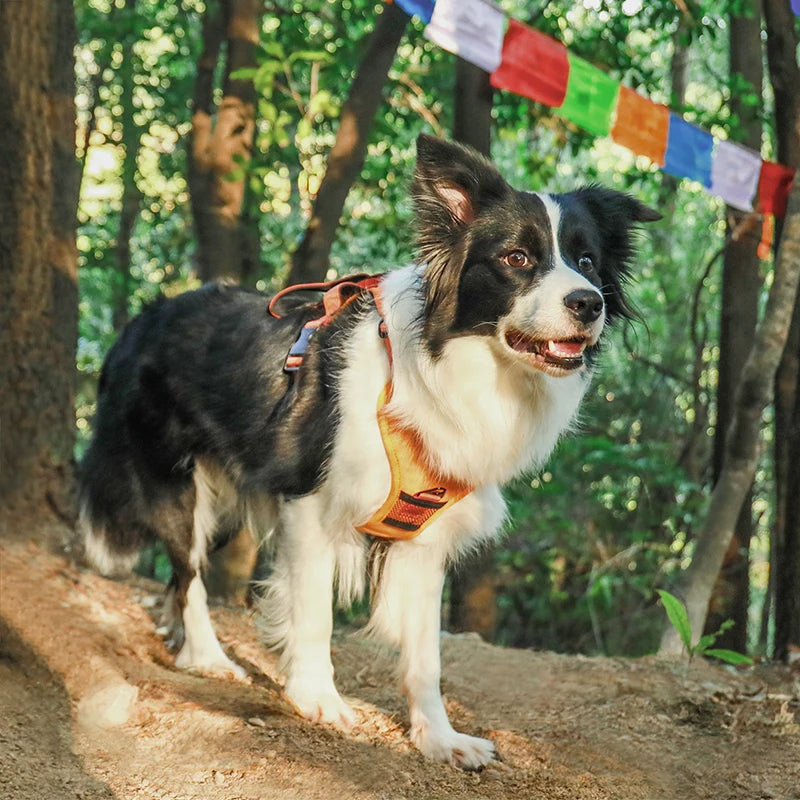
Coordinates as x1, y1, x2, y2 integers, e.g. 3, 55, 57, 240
663, 115, 714, 187
792, 0, 800, 16
709, 140, 762, 211
758, 160, 796, 218
424, 0, 506, 74
610, 86, 669, 166
394, 0, 436, 24
490, 19, 569, 107
558, 54, 620, 138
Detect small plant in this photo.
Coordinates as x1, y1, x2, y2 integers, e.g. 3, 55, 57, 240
657, 590, 754, 666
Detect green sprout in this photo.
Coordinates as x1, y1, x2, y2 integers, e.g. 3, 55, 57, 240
657, 590, 754, 666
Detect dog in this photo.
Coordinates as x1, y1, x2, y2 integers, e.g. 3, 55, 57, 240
80, 133, 659, 768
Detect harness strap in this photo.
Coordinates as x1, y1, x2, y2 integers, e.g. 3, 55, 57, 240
272, 273, 473, 539
355, 384, 473, 540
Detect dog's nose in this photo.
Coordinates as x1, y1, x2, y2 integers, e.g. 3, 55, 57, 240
564, 289, 604, 324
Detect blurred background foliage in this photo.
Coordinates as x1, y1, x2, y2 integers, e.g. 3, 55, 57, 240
74, 0, 788, 658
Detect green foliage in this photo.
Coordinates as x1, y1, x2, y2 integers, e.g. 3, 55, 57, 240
657, 591, 754, 665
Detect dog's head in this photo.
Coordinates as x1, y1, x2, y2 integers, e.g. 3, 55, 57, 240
412, 134, 660, 376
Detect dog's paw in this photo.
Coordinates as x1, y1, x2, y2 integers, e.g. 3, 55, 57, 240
411, 725, 495, 770
284, 680, 357, 730
174, 646, 247, 680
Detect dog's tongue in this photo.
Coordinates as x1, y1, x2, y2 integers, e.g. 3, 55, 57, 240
547, 340, 584, 358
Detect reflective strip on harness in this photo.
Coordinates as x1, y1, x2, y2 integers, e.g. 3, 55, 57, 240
356, 385, 473, 540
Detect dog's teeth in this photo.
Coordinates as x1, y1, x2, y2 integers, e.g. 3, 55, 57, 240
547, 340, 585, 358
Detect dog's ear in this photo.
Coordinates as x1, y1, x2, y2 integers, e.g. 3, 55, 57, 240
567, 186, 660, 321
413, 134, 510, 350
413, 134, 509, 237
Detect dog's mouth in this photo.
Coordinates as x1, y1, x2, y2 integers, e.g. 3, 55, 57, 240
504, 329, 590, 373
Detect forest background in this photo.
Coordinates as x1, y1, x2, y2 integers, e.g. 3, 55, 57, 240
1, 0, 799, 665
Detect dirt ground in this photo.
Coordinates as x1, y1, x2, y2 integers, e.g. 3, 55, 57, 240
1, 541, 798, 800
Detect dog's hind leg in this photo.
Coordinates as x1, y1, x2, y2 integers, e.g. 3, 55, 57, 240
262, 494, 356, 729
163, 466, 246, 679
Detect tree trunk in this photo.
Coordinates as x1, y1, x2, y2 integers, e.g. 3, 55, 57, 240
447, 57, 497, 638
188, 0, 260, 284
0, 0, 79, 542
703, 1, 763, 652
285, 1, 409, 286
660, 178, 800, 656
112, 0, 142, 332
764, 0, 800, 662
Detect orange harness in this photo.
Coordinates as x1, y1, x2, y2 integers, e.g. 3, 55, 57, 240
269, 275, 473, 540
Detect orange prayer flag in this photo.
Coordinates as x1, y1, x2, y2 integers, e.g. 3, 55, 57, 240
610, 86, 670, 166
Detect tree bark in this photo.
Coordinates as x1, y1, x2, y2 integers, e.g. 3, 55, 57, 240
0, 0, 79, 541
764, 0, 800, 662
112, 0, 142, 332
660, 178, 800, 656
285, 1, 409, 286
447, 57, 497, 638
188, 0, 260, 283
703, 1, 763, 652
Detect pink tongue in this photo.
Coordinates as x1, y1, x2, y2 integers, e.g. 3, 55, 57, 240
547, 340, 584, 358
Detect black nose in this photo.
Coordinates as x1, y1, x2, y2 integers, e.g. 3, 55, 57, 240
564, 289, 604, 324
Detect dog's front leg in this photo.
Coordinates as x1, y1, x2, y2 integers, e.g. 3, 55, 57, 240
373, 540, 495, 768
279, 495, 356, 729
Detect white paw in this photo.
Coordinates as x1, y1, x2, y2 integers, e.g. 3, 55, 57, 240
174, 646, 247, 680
412, 724, 495, 769
284, 679, 357, 730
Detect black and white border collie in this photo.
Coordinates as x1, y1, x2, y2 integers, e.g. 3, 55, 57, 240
80, 134, 659, 768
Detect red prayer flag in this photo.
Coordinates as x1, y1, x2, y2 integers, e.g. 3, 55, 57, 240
758, 160, 796, 218
610, 86, 670, 166
490, 20, 569, 108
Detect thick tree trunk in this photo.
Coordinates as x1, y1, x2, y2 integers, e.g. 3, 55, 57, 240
188, 0, 260, 283
703, 1, 763, 651
660, 179, 800, 656
0, 0, 79, 541
285, 1, 409, 286
447, 57, 497, 638
764, 0, 800, 662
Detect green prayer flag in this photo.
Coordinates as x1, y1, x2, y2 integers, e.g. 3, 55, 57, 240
559, 54, 620, 137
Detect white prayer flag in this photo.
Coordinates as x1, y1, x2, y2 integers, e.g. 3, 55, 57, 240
710, 140, 763, 211
424, 0, 506, 74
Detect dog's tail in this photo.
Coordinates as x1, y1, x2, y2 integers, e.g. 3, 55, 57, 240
78, 434, 152, 577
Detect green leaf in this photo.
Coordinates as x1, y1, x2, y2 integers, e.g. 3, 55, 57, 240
229, 67, 257, 81
657, 590, 692, 650
288, 49, 332, 64
695, 633, 717, 653
703, 649, 754, 666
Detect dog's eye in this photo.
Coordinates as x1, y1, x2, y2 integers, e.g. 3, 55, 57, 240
578, 254, 595, 272
504, 250, 530, 269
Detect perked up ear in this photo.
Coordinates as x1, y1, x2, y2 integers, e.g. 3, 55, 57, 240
413, 135, 510, 346
412, 133, 510, 255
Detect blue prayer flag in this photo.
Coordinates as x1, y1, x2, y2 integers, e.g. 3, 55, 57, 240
663, 115, 713, 187
792, 0, 800, 16
395, 0, 436, 24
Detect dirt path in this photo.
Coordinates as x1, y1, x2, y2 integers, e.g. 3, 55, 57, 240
1, 541, 798, 800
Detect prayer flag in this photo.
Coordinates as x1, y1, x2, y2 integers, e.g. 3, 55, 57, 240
394, 0, 435, 24
490, 19, 569, 107
709, 140, 762, 211
663, 115, 713, 187
758, 160, 796, 218
558, 54, 620, 138
424, 0, 506, 74
610, 86, 669, 166
792, 0, 800, 16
